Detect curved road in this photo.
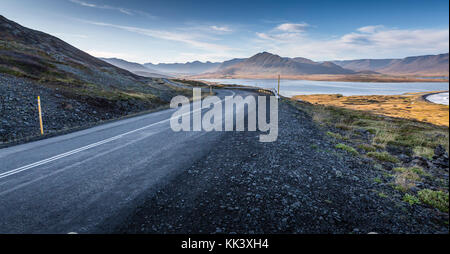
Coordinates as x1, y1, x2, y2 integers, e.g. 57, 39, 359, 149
0, 89, 253, 233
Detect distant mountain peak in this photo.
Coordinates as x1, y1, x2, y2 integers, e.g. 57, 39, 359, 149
333, 53, 449, 75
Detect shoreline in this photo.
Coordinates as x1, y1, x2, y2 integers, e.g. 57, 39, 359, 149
191, 74, 449, 83
423, 91, 450, 105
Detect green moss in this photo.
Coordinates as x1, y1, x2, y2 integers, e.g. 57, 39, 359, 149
335, 123, 353, 130
335, 143, 359, 155
382, 172, 394, 178
0, 66, 28, 77
413, 146, 434, 160
393, 184, 409, 193
357, 143, 377, 152
326, 131, 347, 140
394, 166, 430, 178
378, 192, 388, 198
418, 189, 449, 213
403, 194, 420, 205
373, 177, 383, 183
410, 167, 431, 177
393, 167, 407, 173
367, 152, 399, 163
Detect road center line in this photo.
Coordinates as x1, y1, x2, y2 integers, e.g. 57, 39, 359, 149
0, 90, 236, 180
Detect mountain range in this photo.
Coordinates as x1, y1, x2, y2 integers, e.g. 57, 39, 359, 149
104, 52, 449, 78
333, 53, 449, 76
144, 61, 221, 75
3, 13, 446, 82
100, 58, 172, 78
214, 52, 354, 76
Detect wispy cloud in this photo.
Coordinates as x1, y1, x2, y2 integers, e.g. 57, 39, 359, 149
357, 25, 384, 33
85, 50, 135, 59
275, 23, 309, 32
210, 25, 232, 32
256, 22, 308, 42
255, 24, 449, 60
69, 0, 156, 18
86, 21, 232, 52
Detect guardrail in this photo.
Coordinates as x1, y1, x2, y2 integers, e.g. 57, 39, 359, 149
216, 85, 279, 98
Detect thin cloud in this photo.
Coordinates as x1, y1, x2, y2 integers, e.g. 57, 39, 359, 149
210, 25, 232, 32
86, 21, 232, 52
276, 23, 309, 32
357, 25, 384, 33
256, 22, 308, 42
69, 0, 156, 19
255, 24, 449, 60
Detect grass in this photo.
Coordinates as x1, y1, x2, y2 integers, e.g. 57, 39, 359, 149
394, 166, 431, 178
288, 99, 448, 166
357, 143, 377, 152
293, 93, 449, 126
418, 189, 449, 213
413, 146, 435, 160
393, 170, 419, 192
287, 98, 448, 217
335, 143, 359, 155
373, 177, 383, 184
326, 131, 347, 140
367, 152, 400, 163
378, 192, 388, 198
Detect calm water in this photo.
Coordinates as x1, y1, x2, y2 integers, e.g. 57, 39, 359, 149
201, 78, 449, 98
426, 92, 449, 105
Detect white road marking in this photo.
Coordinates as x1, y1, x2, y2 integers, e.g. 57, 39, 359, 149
0, 91, 236, 180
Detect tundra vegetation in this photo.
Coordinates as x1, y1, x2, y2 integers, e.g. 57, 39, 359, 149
288, 97, 449, 214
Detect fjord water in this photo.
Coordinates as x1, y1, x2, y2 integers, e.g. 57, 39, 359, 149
202, 79, 449, 98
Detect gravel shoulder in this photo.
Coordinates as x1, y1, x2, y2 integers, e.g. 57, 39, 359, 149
0, 74, 188, 148
114, 98, 448, 234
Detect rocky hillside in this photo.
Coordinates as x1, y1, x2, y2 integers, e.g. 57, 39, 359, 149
0, 15, 188, 145
333, 53, 449, 76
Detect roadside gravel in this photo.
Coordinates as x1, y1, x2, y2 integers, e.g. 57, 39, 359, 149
115, 98, 448, 234
0, 74, 166, 146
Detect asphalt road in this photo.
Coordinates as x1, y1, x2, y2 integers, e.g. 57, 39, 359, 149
0, 88, 253, 233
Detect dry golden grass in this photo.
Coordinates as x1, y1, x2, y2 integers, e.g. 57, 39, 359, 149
293, 92, 449, 126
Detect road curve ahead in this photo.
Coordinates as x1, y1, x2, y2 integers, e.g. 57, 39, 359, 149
0, 89, 254, 233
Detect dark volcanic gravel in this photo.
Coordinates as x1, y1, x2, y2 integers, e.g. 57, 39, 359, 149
0, 74, 163, 146
114, 99, 449, 234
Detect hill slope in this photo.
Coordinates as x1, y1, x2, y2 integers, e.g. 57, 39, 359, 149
0, 15, 187, 144
0, 15, 184, 103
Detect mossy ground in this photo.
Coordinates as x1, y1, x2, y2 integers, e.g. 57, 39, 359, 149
288, 97, 449, 214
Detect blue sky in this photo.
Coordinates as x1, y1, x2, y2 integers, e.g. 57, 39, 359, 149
1, 0, 449, 63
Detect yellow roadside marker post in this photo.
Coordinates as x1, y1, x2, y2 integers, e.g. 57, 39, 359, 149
37, 96, 44, 135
